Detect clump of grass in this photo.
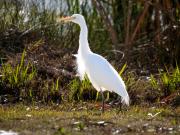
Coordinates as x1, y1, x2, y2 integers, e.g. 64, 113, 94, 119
68, 76, 97, 101
150, 65, 180, 97
0, 51, 63, 104
68, 78, 81, 101
54, 127, 69, 135
41, 78, 62, 104
0, 50, 36, 102
125, 72, 145, 104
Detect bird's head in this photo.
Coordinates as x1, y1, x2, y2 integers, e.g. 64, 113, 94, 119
57, 14, 85, 25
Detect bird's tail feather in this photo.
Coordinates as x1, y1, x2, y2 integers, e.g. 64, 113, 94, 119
121, 94, 130, 106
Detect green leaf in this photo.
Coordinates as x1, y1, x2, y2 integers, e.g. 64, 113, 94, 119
150, 74, 158, 89
119, 63, 127, 76
19, 50, 26, 70
55, 77, 59, 91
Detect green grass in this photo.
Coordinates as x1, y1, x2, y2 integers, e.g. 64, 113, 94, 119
1, 51, 36, 87
0, 50, 37, 100
0, 50, 179, 105
150, 65, 180, 96
69, 76, 97, 101
0, 104, 179, 135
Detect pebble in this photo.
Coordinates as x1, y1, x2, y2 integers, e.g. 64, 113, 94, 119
0, 130, 18, 135
147, 128, 155, 133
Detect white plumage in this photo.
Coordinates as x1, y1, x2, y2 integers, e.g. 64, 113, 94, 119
59, 14, 130, 110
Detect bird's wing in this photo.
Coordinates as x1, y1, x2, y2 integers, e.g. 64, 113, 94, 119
86, 53, 129, 105
75, 54, 86, 80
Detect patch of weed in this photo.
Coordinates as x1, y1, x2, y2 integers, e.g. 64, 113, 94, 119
0, 50, 36, 102
150, 65, 180, 97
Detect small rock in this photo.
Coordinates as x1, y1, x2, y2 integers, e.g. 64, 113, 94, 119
0, 130, 18, 135
26, 107, 30, 111
97, 121, 108, 126
112, 129, 120, 135
25, 114, 32, 117
74, 128, 79, 131
168, 127, 173, 131
73, 121, 80, 125
143, 123, 149, 127
97, 121, 105, 125
147, 127, 155, 133
34, 106, 39, 110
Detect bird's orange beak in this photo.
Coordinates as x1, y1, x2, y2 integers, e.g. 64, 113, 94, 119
57, 16, 75, 23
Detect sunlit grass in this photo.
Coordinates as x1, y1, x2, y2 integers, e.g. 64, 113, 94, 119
0, 103, 179, 134
0, 104, 179, 121
0, 50, 36, 101
150, 65, 180, 96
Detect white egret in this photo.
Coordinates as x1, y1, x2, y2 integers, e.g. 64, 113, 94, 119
58, 14, 129, 112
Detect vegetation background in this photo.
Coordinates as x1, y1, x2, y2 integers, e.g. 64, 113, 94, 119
0, 0, 179, 105
0, 0, 180, 135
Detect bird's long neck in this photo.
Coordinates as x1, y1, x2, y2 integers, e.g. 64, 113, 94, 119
78, 20, 91, 55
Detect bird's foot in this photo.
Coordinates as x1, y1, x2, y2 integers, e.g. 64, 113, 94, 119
95, 102, 111, 111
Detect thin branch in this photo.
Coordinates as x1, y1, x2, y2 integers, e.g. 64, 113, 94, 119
125, 0, 132, 46
92, 0, 118, 48
154, 0, 161, 45
130, 1, 150, 45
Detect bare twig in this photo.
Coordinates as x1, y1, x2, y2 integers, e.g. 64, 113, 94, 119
110, 49, 125, 61
155, 0, 161, 45
92, 0, 118, 48
125, 0, 132, 46
130, 1, 150, 45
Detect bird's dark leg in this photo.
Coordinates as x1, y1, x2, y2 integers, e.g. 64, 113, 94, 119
101, 91, 104, 113
116, 96, 122, 113
119, 96, 122, 111
119, 101, 122, 112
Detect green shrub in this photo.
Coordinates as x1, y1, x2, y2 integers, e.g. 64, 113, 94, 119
68, 76, 97, 101
0, 50, 36, 101
150, 65, 180, 97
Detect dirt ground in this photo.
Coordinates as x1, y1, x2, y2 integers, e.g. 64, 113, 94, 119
0, 103, 179, 135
